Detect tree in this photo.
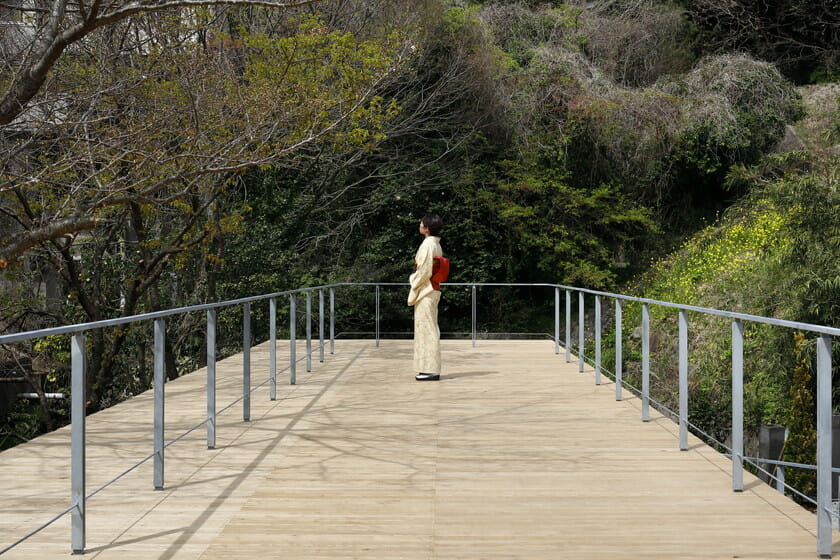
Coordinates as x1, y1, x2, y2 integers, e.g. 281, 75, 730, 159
0, 0, 328, 126
681, 0, 840, 83
1, 10, 407, 264
1, 6, 412, 406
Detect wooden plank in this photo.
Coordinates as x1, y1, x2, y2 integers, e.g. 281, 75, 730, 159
0, 340, 824, 559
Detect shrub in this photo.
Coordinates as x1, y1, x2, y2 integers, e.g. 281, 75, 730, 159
668, 55, 805, 173
579, 0, 696, 87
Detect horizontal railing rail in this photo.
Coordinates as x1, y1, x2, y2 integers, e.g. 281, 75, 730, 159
0, 284, 340, 556
546, 286, 836, 559
4, 281, 838, 342
0, 281, 836, 557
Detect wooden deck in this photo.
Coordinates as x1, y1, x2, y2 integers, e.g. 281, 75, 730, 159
0, 339, 828, 559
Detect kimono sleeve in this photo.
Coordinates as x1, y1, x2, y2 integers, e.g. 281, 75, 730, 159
411, 241, 434, 290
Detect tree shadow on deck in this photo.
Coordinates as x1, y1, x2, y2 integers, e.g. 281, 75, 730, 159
84, 346, 366, 558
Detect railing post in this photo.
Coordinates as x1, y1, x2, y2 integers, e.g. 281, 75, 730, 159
154, 319, 165, 491
243, 303, 251, 422
290, 295, 297, 385
471, 285, 477, 347
817, 334, 833, 558
270, 298, 277, 401
679, 310, 688, 451
731, 319, 744, 492
595, 295, 602, 385
776, 466, 785, 494
329, 288, 335, 355
554, 287, 560, 355
306, 291, 312, 372
375, 284, 380, 348
642, 303, 650, 422
565, 290, 571, 363
615, 299, 622, 401
578, 292, 585, 373
71, 332, 86, 555
319, 289, 325, 363
207, 309, 216, 449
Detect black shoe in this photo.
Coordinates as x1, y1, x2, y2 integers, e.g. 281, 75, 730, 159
415, 372, 440, 381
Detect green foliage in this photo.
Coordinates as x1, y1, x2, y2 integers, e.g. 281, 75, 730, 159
481, 2, 584, 66
639, 202, 790, 307
621, 149, 840, 502
783, 332, 817, 500
668, 55, 805, 173
443, 5, 480, 33
742, 324, 793, 427
239, 15, 403, 151
475, 160, 657, 287
761, 154, 840, 326
528, 50, 803, 226
622, 174, 800, 434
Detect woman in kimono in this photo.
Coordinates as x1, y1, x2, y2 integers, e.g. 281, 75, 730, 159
407, 214, 444, 381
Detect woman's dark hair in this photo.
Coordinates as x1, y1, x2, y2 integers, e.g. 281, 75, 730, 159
421, 214, 444, 236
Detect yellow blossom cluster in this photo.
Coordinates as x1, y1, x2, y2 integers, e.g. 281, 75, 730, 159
645, 201, 791, 306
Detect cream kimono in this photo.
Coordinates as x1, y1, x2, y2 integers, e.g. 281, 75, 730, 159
408, 236, 443, 374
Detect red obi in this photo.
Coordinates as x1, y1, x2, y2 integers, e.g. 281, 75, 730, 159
431, 256, 450, 291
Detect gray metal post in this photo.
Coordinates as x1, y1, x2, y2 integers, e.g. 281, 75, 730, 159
679, 310, 688, 451
207, 309, 216, 449
329, 288, 335, 355
554, 287, 560, 355
565, 290, 571, 363
154, 319, 165, 490
615, 299, 622, 401
306, 291, 312, 372
319, 289, 325, 363
471, 285, 477, 347
375, 285, 380, 348
776, 466, 785, 494
270, 298, 277, 401
243, 303, 251, 422
578, 292, 585, 373
71, 332, 86, 555
817, 334, 833, 558
642, 303, 650, 422
290, 295, 297, 385
595, 296, 602, 385
731, 319, 744, 492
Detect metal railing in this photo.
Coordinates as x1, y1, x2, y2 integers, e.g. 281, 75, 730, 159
552, 285, 838, 559
0, 281, 838, 557
0, 285, 339, 556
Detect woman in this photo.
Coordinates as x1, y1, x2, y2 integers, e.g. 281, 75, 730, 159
407, 214, 444, 381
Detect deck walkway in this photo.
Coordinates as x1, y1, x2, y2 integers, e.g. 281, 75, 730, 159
0, 339, 827, 559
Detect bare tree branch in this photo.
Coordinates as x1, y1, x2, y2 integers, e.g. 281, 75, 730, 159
0, 0, 326, 125
1, 215, 98, 267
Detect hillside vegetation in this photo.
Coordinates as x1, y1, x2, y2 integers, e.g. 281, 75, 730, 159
622, 87, 840, 499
